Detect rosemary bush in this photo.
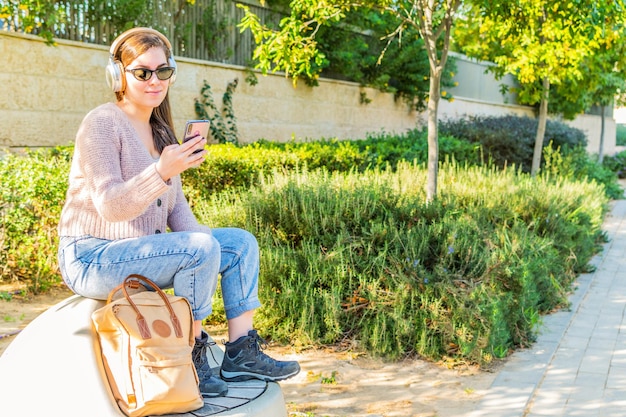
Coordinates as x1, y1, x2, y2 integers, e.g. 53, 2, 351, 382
192, 161, 608, 364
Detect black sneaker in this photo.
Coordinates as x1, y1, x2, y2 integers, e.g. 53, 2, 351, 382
192, 331, 228, 397
220, 330, 300, 382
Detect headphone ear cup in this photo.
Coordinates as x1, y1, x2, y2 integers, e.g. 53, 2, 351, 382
105, 57, 124, 92
168, 56, 177, 86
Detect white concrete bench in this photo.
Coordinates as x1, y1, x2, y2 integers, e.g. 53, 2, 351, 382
0, 295, 287, 416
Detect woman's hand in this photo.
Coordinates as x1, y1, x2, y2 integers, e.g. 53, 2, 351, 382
155, 135, 207, 182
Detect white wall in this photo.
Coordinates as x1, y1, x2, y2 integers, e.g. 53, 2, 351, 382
614, 107, 626, 124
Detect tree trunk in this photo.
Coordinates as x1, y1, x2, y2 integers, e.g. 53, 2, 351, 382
426, 69, 441, 202
417, 0, 458, 201
532, 76, 550, 176
598, 105, 606, 164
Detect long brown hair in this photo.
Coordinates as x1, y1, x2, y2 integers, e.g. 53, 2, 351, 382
113, 31, 177, 153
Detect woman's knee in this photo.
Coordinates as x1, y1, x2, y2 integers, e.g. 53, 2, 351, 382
214, 227, 259, 255
239, 229, 259, 254
185, 232, 221, 262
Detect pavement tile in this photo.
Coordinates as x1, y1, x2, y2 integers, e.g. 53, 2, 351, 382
527, 391, 568, 414
605, 364, 626, 389
577, 349, 613, 375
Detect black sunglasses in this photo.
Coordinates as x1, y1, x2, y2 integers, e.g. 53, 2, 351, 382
125, 67, 175, 82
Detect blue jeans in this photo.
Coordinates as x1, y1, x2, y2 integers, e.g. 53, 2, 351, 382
57, 228, 261, 321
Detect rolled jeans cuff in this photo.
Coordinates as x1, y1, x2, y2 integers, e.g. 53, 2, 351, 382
224, 298, 262, 320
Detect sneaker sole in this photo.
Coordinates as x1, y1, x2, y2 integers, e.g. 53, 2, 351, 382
220, 368, 300, 382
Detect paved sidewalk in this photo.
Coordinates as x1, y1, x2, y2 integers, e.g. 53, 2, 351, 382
466, 199, 626, 417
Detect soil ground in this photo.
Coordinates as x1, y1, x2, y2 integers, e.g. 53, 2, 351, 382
0, 284, 500, 417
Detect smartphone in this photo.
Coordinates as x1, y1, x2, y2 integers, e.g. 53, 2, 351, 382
183, 120, 210, 153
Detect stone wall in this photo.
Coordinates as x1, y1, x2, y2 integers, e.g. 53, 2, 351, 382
0, 31, 616, 156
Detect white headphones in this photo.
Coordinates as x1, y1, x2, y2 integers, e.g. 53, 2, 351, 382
105, 27, 177, 92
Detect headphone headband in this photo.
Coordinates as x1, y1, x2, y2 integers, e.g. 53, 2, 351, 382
109, 27, 173, 57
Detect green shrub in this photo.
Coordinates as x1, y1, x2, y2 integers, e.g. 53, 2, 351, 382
181, 143, 298, 201
543, 145, 623, 200
0, 147, 72, 292
253, 130, 480, 171
182, 139, 369, 201
355, 129, 481, 169
603, 150, 626, 179
439, 115, 587, 172
252, 139, 368, 172
616, 124, 626, 146
251, 127, 619, 202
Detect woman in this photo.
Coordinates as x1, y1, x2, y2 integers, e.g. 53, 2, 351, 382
57, 27, 300, 398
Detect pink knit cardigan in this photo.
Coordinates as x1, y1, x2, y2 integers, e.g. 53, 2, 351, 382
58, 102, 211, 240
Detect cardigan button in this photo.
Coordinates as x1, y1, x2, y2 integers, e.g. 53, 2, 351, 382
157, 199, 162, 207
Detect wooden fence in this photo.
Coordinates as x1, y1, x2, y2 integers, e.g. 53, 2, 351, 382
1, 0, 281, 66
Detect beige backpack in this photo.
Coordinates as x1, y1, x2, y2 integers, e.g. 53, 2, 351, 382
91, 274, 204, 416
